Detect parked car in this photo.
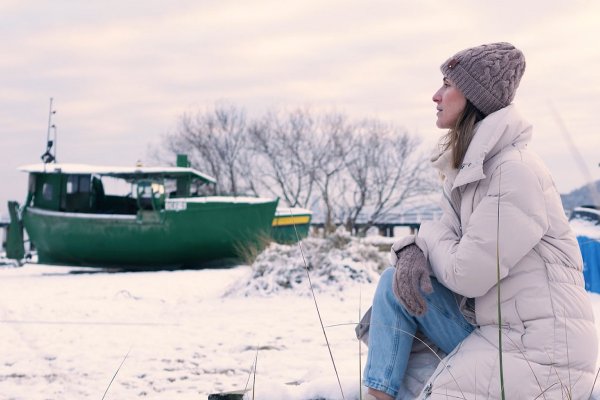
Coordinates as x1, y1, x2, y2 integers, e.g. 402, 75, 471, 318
569, 205, 600, 225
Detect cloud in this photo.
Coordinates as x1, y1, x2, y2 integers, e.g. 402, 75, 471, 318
1, 0, 600, 215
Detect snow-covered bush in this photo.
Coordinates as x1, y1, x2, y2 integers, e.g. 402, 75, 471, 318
227, 228, 390, 297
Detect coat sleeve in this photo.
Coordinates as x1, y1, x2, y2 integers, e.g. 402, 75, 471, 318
416, 160, 549, 298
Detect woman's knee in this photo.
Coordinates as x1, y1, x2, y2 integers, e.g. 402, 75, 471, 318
375, 267, 403, 307
375, 267, 396, 296
379, 267, 395, 287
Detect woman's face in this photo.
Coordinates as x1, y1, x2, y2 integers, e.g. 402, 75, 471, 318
432, 77, 467, 129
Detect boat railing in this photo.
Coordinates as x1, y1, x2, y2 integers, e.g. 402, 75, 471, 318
0, 218, 9, 252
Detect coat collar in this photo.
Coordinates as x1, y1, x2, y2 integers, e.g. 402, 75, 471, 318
431, 105, 532, 191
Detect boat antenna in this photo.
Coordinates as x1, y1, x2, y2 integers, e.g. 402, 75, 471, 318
41, 97, 57, 164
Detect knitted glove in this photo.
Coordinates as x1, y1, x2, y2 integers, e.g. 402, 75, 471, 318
392, 244, 433, 317
389, 235, 417, 265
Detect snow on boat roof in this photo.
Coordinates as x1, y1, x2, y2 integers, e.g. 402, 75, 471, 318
179, 196, 276, 204
18, 163, 216, 184
275, 207, 313, 215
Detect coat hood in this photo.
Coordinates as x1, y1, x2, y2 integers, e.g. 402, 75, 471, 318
431, 105, 533, 191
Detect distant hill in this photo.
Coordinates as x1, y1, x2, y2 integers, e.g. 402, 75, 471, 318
561, 180, 600, 213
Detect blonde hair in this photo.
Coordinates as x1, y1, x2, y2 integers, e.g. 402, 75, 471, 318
439, 101, 485, 169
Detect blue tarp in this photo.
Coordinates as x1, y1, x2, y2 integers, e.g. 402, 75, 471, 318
577, 235, 600, 293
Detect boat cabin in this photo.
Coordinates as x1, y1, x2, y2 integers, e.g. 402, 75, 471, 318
20, 159, 216, 215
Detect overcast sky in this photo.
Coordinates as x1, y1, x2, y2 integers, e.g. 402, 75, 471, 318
2, 0, 600, 217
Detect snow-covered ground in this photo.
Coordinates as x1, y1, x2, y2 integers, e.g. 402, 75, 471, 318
2, 229, 600, 400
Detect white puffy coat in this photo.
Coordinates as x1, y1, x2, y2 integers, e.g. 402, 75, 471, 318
415, 105, 597, 399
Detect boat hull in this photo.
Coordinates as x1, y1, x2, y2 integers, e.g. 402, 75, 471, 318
23, 200, 278, 269
271, 208, 312, 244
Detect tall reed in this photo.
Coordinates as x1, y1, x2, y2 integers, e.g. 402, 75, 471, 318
495, 162, 506, 399
101, 347, 131, 400
289, 208, 346, 399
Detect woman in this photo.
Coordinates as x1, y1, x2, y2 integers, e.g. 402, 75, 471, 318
363, 42, 598, 399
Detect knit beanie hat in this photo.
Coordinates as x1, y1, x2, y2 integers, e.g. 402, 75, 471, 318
440, 42, 526, 116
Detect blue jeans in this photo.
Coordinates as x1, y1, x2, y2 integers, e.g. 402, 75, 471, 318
363, 267, 474, 399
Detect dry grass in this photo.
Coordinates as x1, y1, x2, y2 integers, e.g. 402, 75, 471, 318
233, 232, 274, 265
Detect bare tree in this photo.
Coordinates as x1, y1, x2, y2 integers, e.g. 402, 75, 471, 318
335, 119, 435, 234
166, 104, 252, 195
249, 109, 318, 208
310, 113, 355, 233
249, 109, 356, 233
156, 103, 436, 237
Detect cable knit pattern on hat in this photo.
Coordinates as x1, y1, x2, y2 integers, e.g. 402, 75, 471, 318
440, 42, 526, 116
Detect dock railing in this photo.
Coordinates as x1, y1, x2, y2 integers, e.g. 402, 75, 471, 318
310, 210, 443, 237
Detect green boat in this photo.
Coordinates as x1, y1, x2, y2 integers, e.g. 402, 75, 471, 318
7, 155, 279, 269
272, 207, 313, 244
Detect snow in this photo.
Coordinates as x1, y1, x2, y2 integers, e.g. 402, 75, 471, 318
17, 163, 216, 184
571, 218, 600, 240
2, 229, 600, 400
183, 196, 275, 204
226, 231, 387, 297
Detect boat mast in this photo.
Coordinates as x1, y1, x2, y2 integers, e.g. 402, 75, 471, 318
41, 97, 57, 164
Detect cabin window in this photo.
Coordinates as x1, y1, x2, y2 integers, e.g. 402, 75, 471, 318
66, 175, 91, 194
42, 183, 53, 201
66, 176, 78, 194
28, 174, 36, 193
79, 176, 91, 192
